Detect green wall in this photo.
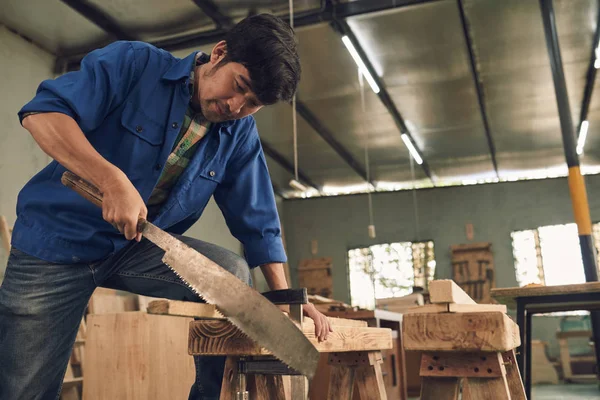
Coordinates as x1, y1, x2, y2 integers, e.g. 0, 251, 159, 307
282, 174, 600, 358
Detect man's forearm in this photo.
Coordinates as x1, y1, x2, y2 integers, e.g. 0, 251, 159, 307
22, 112, 122, 191
259, 263, 289, 290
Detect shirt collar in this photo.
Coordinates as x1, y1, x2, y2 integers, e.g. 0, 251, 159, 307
163, 51, 237, 134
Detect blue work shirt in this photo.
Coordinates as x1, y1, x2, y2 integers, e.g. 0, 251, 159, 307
14, 41, 286, 268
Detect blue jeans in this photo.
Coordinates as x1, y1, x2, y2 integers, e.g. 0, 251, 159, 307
0, 235, 251, 400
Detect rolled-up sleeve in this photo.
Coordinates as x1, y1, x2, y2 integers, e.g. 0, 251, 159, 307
19, 41, 139, 132
214, 119, 287, 268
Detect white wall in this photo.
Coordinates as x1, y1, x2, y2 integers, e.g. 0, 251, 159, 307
0, 26, 54, 278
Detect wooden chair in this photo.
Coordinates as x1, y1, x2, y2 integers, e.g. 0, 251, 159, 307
557, 330, 597, 382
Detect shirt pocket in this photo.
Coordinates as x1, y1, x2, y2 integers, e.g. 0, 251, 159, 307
176, 170, 223, 215
120, 101, 165, 146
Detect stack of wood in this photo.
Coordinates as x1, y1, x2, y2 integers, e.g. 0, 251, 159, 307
404, 279, 507, 314
307, 294, 356, 313
376, 292, 424, 313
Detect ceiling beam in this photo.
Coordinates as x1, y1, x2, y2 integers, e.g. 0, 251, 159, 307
57, 0, 442, 66
260, 140, 323, 192
60, 0, 134, 41
576, 0, 600, 147
190, 0, 234, 30
457, 0, 499, 179
331, 20, 435, 184
296, 101, 372, 184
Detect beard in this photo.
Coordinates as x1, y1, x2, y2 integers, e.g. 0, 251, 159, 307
199, 99, 233, 123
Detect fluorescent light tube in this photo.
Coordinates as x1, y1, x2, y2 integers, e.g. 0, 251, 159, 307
341, 36, 380, 94
577, 120, 589, 155
401, 134, 423, 165
289, 179, 308, 192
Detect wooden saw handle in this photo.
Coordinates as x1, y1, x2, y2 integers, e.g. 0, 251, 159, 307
61, 171, 148, 231
61, 171, 104, 208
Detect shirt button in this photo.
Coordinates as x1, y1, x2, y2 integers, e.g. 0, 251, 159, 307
172, 122, 178, 129
136, 125, 143, 133
155, 163, 162, 171
209, 171, 216, 177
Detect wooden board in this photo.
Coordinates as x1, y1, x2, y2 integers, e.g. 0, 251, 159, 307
491, 282, 600, 308
531, 340, 559, 384
404, 303, 507, 314
87, 288, 138, 315
188, 319, 392, 356
450, 242, 495, 304
147, 299, 225, 319
83, 312, 195, 400
298, 257, 333, 298
429, 280, 476, 305
402, 312, 520, 352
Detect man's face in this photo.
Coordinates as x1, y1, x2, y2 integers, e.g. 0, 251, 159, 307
194, 41, 264, 123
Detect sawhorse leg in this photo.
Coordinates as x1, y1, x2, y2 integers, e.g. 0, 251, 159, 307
419, 351, 526, 400
328, 351, 387, 400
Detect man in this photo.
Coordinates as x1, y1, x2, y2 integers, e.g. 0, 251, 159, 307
0, 13, 332, 400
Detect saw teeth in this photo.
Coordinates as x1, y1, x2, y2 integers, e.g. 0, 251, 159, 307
163, 261, 296, 370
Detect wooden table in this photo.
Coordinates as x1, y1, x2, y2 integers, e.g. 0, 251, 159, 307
491, 282, 600, 399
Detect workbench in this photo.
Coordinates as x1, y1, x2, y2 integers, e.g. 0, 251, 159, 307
491, 282, 600, 399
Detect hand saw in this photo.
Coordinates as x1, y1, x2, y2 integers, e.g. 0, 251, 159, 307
61, 171, 319, 378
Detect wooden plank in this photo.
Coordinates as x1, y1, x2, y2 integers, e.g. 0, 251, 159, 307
84, 312, 194, 400
354, 352, 388, 400
462, 377, 511, 400
420, 352, 504, 378
419, 377, 459, 400
249, 374, 287, 400
404, 303, 507, 314
147, 299, 224, 319
404, 304, 449, 314
558, 337, 574, 379
220, 356, 241, 400
0, 215, 10, 253
556, 330, 592, 339
188, 320, 392, 356
148, 299, 365, 327
327, 366, 354, 400
491, 282, 600, 308
429, 280, 476, 305
531, 340, 559, 384
87, 288, 137, 314
448, 303, 506, 313
501, 350, 526, 400
403, 312, 520, 352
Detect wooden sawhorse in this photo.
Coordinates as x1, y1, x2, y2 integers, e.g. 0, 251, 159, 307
187, 314, 393, 399
403, 280, 526, 400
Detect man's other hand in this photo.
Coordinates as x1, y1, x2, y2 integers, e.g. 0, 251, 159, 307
101, 171, 147, 241
303, 303, 333, 342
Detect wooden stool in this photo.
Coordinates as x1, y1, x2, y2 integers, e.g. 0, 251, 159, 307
403, 280, 526, 400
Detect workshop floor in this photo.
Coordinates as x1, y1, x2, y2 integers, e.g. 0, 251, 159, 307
408, 383, 599, 399
533, 383, 599, 399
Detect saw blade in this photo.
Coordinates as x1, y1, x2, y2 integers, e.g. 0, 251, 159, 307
141, 221, 319, 378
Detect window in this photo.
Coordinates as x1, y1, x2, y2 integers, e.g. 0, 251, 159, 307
511, 223, 600, 315
511, 223, 600, 287
348, 241, 436, 309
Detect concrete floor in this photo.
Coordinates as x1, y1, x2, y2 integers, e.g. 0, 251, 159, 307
533, 383, 599, 399
408, 383, 599, 399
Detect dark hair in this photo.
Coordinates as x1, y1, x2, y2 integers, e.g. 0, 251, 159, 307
222, 14, 301, 105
